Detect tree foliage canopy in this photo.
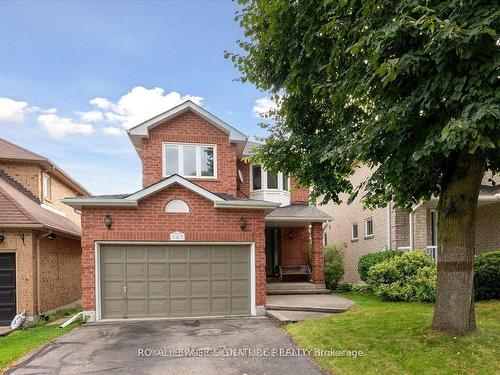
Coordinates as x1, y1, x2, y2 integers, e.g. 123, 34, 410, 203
228, 0, 499, 209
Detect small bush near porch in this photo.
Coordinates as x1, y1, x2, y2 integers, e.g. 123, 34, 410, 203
286, 292, 499, 375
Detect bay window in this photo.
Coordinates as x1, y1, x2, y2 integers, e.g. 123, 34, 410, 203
163, 143, 216, 178
251, 164, 290, 191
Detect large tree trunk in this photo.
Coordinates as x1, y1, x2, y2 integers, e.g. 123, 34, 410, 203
431, 150, 486, 336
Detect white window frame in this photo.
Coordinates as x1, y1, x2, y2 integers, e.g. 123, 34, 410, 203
42, 173, 51, 201
364, 218, 374, 238
250, 164, 290, 192
351, 223, 359, 240
162, 142, 217, 179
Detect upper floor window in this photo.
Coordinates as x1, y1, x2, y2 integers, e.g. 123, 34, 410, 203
163, 143, 216, 178
365, 218, 374, 238
42, 173, 51, 201
351, 223, 359, 240
251, 164, 289, 191
252, 165, 262, 190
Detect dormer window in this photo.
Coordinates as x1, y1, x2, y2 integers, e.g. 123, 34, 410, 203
42, 173, 51, 201
163, 143, 216, 178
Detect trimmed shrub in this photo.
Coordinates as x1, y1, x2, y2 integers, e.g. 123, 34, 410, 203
368, 251, 436, 302
324, 245, 344, 290
358, 250, 403, 282
474, 250, 500, 300
336, 282, 353, 292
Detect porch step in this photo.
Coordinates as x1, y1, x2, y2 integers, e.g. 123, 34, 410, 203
265, 294, 354, 314
266, 282, 330, 295
266, 289, 330, 295
266, 309, 332, 325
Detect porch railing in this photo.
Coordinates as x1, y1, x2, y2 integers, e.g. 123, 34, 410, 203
397, 246, 437, 262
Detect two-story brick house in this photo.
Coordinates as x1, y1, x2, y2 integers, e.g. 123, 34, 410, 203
63, 101, 331, 321
0, 138, 89, 325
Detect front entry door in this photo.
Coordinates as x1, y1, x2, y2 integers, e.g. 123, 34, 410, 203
0, 253, 16, 325
265, 228, 280, 277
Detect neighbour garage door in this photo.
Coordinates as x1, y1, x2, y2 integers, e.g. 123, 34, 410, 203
100, 245, 251, 319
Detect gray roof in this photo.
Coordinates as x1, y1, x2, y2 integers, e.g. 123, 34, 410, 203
266, 203, 332, 221
242, 140, 262, 156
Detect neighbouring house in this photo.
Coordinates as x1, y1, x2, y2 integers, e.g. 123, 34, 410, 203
62, 100, 331, 321
320, 164, 500, 283
0, 138, 89, 325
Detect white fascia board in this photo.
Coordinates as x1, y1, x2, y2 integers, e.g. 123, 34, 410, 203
126, 175, 224, 203
214, 200, 281, 209
128, 101, 247, 142
60, 198, 138, 208
265, 216, 331, 222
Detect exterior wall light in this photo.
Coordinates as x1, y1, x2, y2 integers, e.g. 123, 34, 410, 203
47, 232, 56, 240
104, 215, 112, 230
239, 217, 246, 230
0, 234, 4, 243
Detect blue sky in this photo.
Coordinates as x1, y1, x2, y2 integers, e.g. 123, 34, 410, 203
0, 1, 272, 194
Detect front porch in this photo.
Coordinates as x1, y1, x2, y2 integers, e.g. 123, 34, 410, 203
264, 203, 332, 295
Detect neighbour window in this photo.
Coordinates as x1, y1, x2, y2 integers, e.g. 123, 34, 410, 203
282, 174, 289, 191
267, 171, 278, 189
351, 223, 359, 240
365, 218, 374, 237
252, 165, 262, 190
42, 173, 51, 200
163, 143, 215, 178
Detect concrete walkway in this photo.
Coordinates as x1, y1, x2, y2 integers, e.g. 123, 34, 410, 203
265, 293, 354, 313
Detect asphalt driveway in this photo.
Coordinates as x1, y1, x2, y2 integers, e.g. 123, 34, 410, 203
6, 317, 324, 375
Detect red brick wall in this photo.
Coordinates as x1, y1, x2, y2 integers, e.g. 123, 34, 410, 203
39, 236, 82, 312
236, 159, 250, 198
80, 184, 267, 311
140, 110, 238, 196
311, 223, 324, 284
290, 178, 309, 203
280, 227, 309, 267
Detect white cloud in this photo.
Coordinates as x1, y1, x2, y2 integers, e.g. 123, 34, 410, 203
0, 97, 28, 123
252, 97, 279, 118
37, 114, 95, 139
76, 110, 104, 122
90, 86, 203, 129
102, 126, 124, 136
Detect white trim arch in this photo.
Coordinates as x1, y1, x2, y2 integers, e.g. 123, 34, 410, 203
165, 199, 190, 213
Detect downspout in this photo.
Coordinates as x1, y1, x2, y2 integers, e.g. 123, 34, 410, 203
386, 201, 392, 250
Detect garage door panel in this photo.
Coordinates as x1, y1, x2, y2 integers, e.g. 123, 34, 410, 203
231, 247, 249, 262
102, 281, 124, 298
126, 264, 147, 280
231, 263, 249, 279
170, 299, 189, 315
211, 247, 230, 262
191, 298, 210, 315
126, 246, 148, 262
212, 297, 230, 314
148, 246, 169, 262
126, 299, 147, 317
149, 282, 168, 298
232, 297, 249, 314
170, 281, 189, 298
102, 263, 125, 280
212, 280, 230, 296
102, 300, 125, 319
211, 263, 230, 279
126, 281, 147, 298
100, 244, 250, 319
190, 263, 209, 279
170, 247, 189, 262
190, 246, 210, 262
191, 281, 209, 297
101, 246, 124, 262
149, 300, 169, 316
149, 264, 168, 280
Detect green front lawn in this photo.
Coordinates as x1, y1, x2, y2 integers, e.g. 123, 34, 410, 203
0, 307, 83, 373
286, 292, 499, 375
